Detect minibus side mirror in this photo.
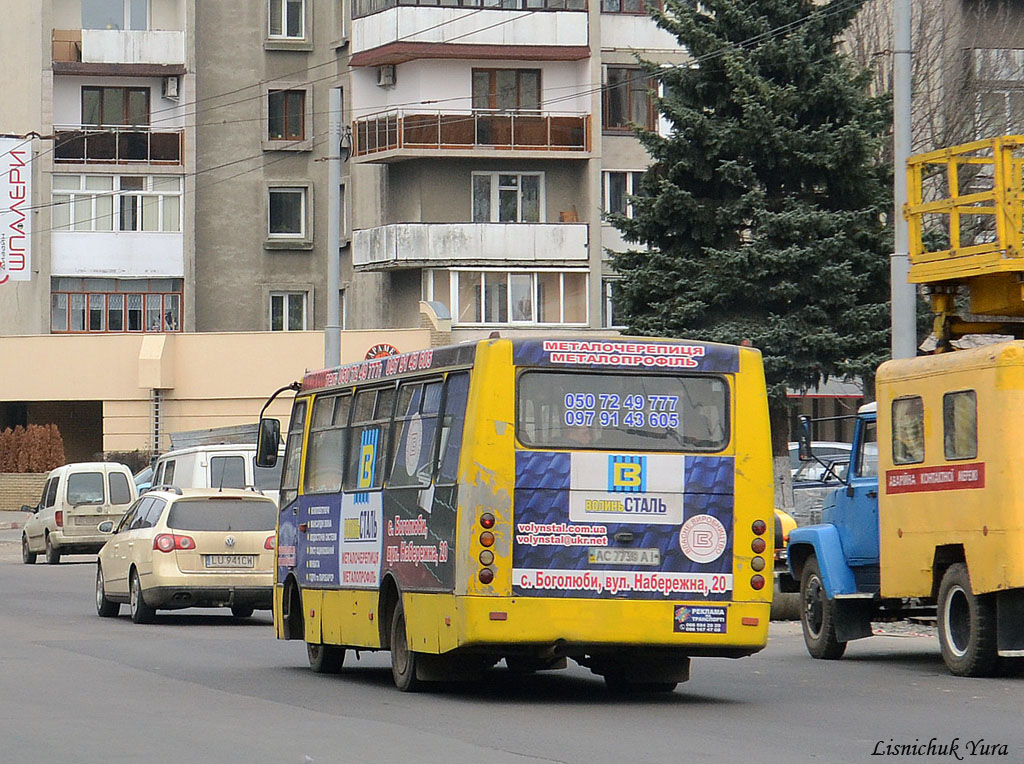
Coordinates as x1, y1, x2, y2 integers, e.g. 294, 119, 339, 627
256, 418, 281, 468
797, 416, 813, 461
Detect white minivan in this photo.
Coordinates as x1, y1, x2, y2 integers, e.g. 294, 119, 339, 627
22, 462, 138, 564
149, 444, 282, 505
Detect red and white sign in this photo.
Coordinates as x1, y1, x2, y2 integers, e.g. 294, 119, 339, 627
885, 462, 985, 495
0, 138, 32, 284
678, 514, 727, 563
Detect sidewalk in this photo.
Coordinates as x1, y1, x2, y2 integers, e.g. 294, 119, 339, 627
0, 511, 30, 530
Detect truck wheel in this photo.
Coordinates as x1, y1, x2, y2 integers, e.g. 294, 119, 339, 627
937, 563, 998, 677
800, 557, 846, 659
306, 642, 345, 674
390, 601, 422, 692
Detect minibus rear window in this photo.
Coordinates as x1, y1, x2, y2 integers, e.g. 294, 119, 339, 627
517, 371, 729, 452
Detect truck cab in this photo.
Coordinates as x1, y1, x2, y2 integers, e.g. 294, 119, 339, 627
786, 344, 1024, 676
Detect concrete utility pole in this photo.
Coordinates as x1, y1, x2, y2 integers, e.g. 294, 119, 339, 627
891, 0, 917, 359
325, 87, 343, 368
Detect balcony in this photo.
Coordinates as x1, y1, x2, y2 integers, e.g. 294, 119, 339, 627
353, 111, 590, 160
54, 126, 184, 165
53, 28, 188, 72
353, 222, 589, 270
350, 1, 588, 66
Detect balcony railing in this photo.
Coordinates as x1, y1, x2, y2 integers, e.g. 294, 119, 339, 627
54, 125, 184, 165
353, 111, 590, 157
355, 0, 585, 19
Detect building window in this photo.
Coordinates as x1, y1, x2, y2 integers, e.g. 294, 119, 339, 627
426, 269, 587, 326
269, 0, 304, 38
82, 0, 149, 30
600, 0, 654, 12
52, 174, 181, 232
602, 170, 644, 217
471, 172, 543, 223
472, 69, 541, 112
268, 90, 306, 140
603, 67, 656, 131
50, 278, 182, 334
270, 291, 307, 331
268, 188, 306, 237
602, 279, 625, 328
82, 87, 150, 126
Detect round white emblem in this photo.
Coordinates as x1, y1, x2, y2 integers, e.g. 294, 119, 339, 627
678, 514, 727, 563
225, 536, 236, 548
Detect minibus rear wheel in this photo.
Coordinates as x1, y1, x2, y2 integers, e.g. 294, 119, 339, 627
390, 601, 422, 692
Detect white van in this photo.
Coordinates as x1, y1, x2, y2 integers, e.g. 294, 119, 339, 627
22, 462, 138, 564
150, 444, 282, 505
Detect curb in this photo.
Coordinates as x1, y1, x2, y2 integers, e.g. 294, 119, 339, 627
0, 522, 25, 530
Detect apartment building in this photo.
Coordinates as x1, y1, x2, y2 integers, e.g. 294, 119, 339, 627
187, 0, 686, 338
1, 0, 195, 337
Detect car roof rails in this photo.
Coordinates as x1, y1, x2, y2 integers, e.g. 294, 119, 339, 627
150, 484, 183, 495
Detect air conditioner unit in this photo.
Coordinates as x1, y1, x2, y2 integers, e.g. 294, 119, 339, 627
376, 65, 396, 88
162, 76, 179, 100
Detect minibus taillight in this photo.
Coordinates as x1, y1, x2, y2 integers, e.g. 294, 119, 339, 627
750, 574, 766, 590
55, 511, 64, 528
479, 568, 494, 584
751, 537, 766, 554
479, 531, 495, 548
480, 513, 495, 529
264, 535, 275, 550
154, 533, 196, 552
751, 520, 767, 536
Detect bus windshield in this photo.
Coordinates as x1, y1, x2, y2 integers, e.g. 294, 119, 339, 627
516, 371, 729, 451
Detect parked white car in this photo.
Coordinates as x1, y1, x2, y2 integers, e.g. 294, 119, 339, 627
149, 444, 283, 505
22, 462, 138, 564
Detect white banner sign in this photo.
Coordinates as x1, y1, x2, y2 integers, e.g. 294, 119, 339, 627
0, 137, 32, 284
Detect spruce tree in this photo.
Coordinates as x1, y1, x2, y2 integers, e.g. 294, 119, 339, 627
611, 0, 893, 453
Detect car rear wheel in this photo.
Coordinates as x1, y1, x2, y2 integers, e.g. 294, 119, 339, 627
390, 601, 422, 692
800, 556, 846, 659
44, 534, 60, 565
21, 534, 36, 564
307, 643, 345, 674
129, 570, 156, 624
230, 604, 254, 619
937, 563, 998, 677
95, 566, 120, 618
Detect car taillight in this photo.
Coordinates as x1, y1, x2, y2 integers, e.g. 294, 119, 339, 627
55, 511, 64, 528
265, 535, 275, 550
153, 533, 196, 553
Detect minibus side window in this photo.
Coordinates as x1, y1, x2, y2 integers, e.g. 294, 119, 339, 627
280, 399, 308, 507
44, 478, 59, 508
891, 396, 924, 465
943, 390, 977, 461
437, 373, 470, 484
390, 380, 442, 488
304, 394, 350, 494
345, 387, 393, 492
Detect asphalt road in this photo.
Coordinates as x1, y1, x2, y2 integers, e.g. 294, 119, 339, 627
0, 531, 1020, 764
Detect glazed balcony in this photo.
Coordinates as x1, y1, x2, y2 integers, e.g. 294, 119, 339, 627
350, 0, 588, 66
353, 222, 589, 270
352, 110, 590, 161
54, 125, 184, 165
52, 29, 186, 67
